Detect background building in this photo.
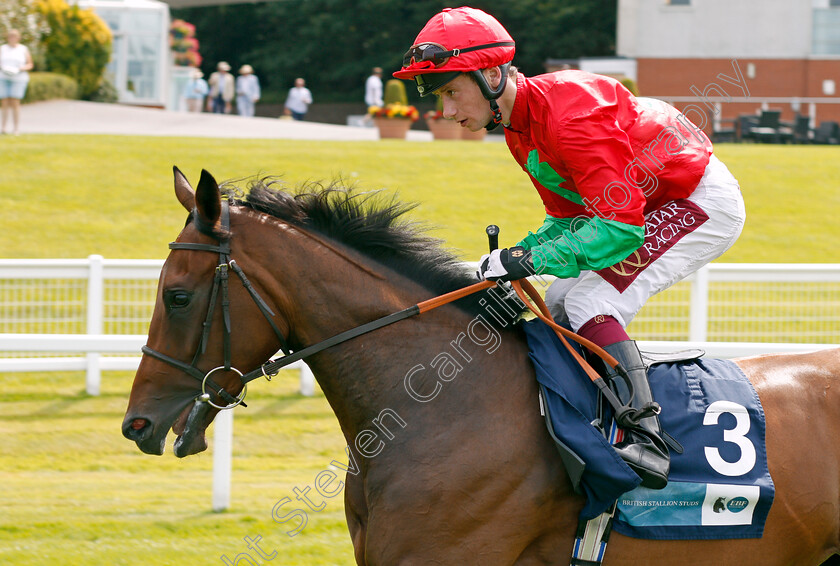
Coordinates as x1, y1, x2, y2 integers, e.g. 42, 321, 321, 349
617, 0, 840, 129
78, 0, 173, 108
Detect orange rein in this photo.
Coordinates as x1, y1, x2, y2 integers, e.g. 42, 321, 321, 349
416, 279, 496, 313
415, 278, 620, 381
510, 279, 621, 381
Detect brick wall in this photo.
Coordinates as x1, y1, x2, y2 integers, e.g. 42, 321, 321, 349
636, 58, 840, 124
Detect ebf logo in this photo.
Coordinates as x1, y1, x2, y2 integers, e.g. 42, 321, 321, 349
713, 496, 749, 514
726, 497, 750, 513
702, 484, 760, 526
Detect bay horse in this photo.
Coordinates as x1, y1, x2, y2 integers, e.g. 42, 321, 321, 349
123, 168, 840, 565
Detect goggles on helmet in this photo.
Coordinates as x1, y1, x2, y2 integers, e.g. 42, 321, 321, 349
401, 40, 515, 70
402, 42, 450, 68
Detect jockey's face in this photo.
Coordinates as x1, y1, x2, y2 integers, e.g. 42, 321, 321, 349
433, 73, 493, 132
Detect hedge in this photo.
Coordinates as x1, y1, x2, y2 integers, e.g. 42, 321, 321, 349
22, 71, 79, 103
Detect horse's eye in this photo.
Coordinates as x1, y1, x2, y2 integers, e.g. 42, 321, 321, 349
166, 290, 192, 309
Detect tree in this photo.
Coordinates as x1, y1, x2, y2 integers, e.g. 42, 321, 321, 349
173, 0, 616, 104
37, 0, 112, 99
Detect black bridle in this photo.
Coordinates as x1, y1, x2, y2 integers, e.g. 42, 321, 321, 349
141, 199, 432, 410
141, 199, 293, 409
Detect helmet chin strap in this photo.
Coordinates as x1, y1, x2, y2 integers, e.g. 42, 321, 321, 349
486, 99, 503, 131
469, 62, 511, 131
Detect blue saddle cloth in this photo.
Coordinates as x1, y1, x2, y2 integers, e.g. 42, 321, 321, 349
521, 319, 641, 519
521, 319, 775, 539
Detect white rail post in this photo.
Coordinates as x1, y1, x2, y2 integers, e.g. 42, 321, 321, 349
689, 265, 709, 342
300, 362, 315, 397
86, 255, 104, 395
212, 408, 234, 512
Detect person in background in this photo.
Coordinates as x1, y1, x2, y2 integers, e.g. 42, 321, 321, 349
207, 61, 234, 114
0, 28, 33, 135
284, 77, 312, 121
182, 69, 208, 113
235, 64, 261, 117
365, 66, 384, 108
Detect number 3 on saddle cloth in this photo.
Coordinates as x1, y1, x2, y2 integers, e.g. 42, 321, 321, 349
521, 318, 775, 540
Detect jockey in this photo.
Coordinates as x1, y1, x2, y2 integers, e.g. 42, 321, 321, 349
394, 6, 746, 490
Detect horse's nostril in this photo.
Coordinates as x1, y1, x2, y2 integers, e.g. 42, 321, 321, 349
123, 417, 152, 441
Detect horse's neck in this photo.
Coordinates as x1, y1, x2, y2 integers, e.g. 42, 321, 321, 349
307, 306, 533, 452
241, 217, 535, 457
290, 270, 476, 433
264, 228, 524, 438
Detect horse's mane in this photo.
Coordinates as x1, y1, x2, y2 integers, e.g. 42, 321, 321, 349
199, 178, 524, 324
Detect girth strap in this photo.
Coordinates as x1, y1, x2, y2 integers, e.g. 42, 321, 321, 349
570, 505, 616, 566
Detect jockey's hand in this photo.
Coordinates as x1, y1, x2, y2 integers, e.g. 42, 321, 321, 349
477, 247, 534, 281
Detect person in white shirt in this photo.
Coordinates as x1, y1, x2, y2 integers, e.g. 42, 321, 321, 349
207, 61, 235, 114
284, 77, 313, 121
365, 67, 383, 108
0, 28, 33, 135
235, 64, 261, 117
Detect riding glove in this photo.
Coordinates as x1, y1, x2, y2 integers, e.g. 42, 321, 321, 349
477, 246, 535, 281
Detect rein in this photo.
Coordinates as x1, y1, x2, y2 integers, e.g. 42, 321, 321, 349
142, 201, 625, 412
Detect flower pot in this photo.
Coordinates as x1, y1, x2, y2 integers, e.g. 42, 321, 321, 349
375, 117, 412, 140
461, 127, 487, 141
426, 118, 461, 140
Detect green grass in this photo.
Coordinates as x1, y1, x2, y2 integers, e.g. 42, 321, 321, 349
0, 134, 542, 261
714, 145, 840, 262
1, 136, 839, 564
0, 370, 352, 565
2, 136, 839, 262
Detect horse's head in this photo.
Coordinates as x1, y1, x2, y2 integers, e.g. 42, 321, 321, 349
122, 168, 288, 457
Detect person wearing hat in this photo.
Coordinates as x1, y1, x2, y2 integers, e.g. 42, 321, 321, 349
395, 7, 746, 490
182, 68, 208, 113
236, 64, 261, 117
364, 66, 383, 108
207, 61, 234, 114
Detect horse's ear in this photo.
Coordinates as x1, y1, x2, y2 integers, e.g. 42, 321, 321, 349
194, 169, 222, 226
173, 166, 195, 212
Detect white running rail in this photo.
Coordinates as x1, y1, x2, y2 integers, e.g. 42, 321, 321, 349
2, 256, 837, 511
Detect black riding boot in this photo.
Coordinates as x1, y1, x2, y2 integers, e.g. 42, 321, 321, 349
605, 340, 670, 490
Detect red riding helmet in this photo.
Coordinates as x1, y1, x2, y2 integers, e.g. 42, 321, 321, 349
394, 7, 515, 128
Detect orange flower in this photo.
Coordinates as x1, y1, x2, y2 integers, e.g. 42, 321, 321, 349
368, 103, 420, 122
